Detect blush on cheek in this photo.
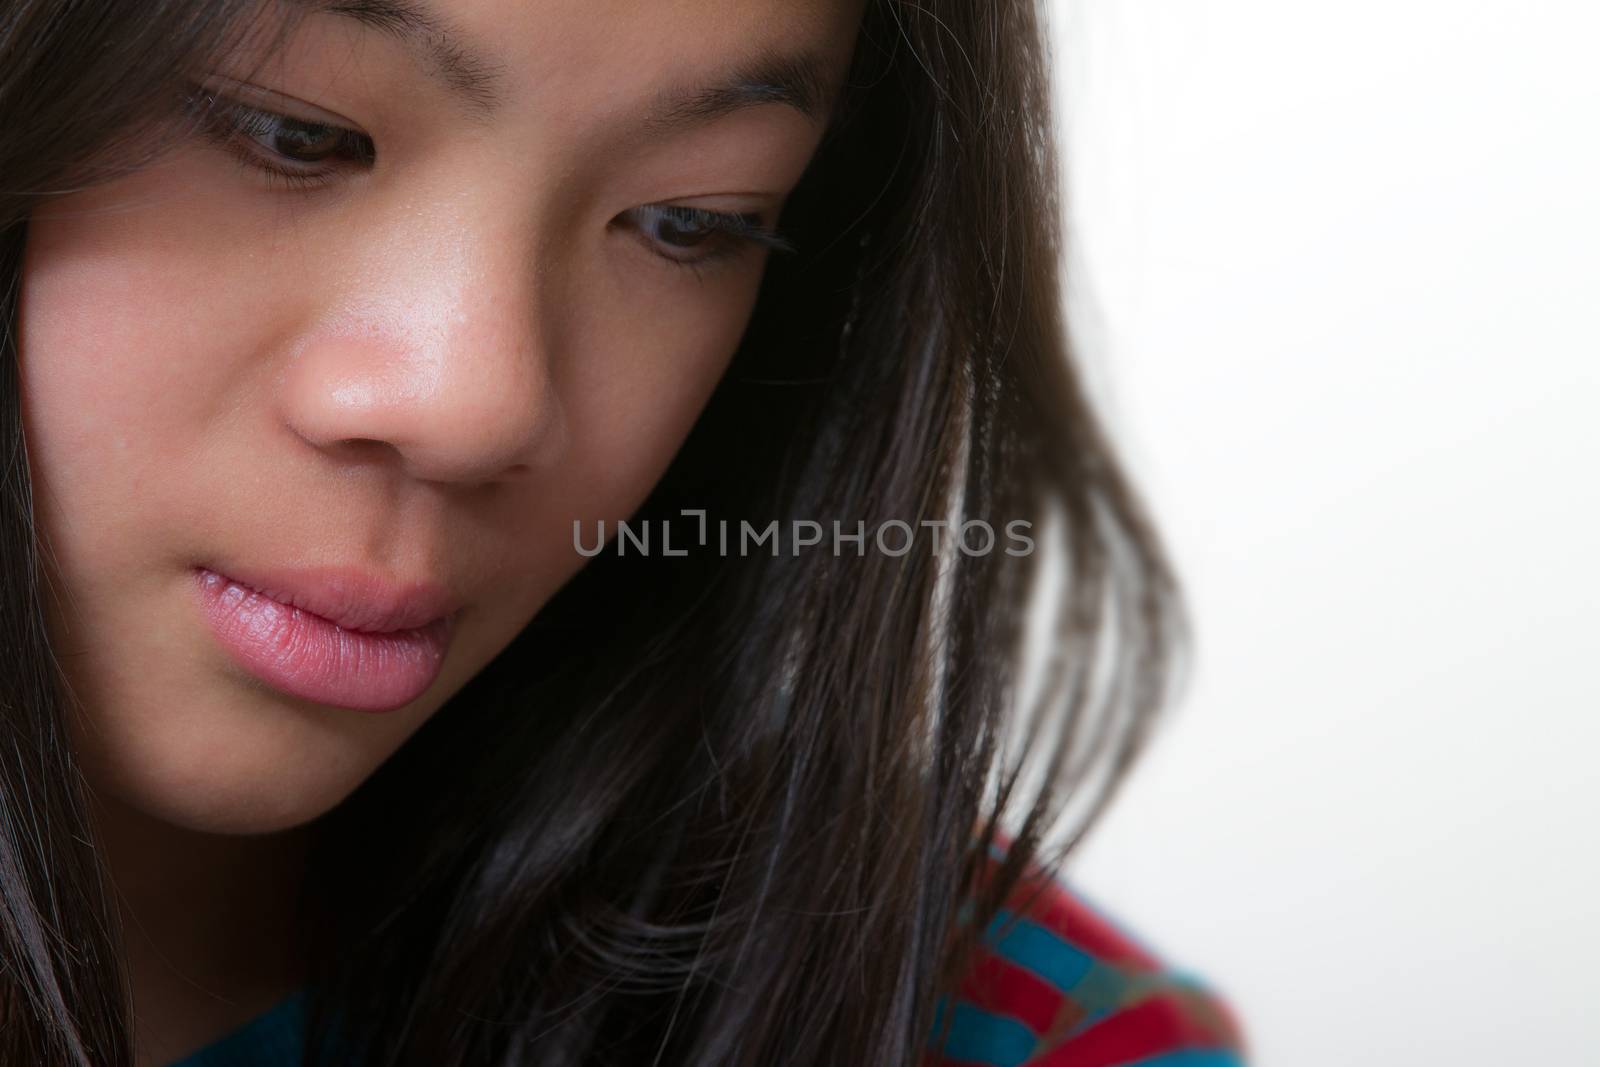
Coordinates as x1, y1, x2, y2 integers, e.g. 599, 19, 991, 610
19, 228, 216, 574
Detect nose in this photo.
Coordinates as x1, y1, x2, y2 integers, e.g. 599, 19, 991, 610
278, 239, 567, 487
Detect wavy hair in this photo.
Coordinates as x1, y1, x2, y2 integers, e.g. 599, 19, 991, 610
0, 1, 1186, 1063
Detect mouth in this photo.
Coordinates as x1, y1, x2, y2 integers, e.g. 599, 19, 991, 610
191, 565, 460, 713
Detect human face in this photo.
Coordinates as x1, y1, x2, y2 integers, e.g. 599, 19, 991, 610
16, 0, 863, 835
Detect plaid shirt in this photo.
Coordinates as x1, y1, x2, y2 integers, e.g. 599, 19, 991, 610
925, 843, 1249, 1066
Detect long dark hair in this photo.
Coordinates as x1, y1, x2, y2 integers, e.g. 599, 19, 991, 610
0, 1, 1186, 1064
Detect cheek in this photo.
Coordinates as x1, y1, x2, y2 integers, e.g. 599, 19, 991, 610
17, 170, 266, 556
19, 198, 209, 605
547, 256, 760, 518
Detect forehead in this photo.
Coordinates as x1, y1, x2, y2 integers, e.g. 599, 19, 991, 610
280, 0, 866, 126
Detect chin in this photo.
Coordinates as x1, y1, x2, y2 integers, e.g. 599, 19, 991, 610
155, 781, 352, 836
84, 713, 390, 837
126, 761, 361, 836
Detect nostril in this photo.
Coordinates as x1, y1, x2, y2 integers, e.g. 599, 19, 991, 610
335, 438, 398, 460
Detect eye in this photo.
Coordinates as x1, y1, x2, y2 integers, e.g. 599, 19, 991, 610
616, 204, 794, 269
181, 82, 375, 191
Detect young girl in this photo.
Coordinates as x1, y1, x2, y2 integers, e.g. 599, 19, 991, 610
0, 1, 1247, 1064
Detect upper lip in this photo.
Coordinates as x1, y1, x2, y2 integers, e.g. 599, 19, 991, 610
198, 562, 463, 634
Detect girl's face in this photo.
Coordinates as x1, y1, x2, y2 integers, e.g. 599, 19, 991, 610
17, 0, 862, 835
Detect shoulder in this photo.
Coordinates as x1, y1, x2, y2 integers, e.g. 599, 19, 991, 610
925, 841, 1248, 1066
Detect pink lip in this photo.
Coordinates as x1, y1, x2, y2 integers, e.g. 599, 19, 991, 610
192, 564, 461, 713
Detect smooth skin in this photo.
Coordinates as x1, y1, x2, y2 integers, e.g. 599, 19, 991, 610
16, 0, 863, 1062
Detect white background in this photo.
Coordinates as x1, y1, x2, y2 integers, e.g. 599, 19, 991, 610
1041, 1, 1600, 1063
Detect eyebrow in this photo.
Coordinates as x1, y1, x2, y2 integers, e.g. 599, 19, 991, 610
646, 51, 830, 132
297, 0, 506, 118
296, 0, 833, 129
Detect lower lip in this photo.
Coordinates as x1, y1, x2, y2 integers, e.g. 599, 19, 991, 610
192, 567, 454, 713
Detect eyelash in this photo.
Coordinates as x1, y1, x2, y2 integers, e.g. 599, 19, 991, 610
179, 82, 795, 272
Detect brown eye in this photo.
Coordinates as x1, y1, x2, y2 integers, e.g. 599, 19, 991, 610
652, 207, 720, 248
616, 204, 793, 268
184, 83, 376, 190
221, 102, 375, 167
249, 115, 346, 163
